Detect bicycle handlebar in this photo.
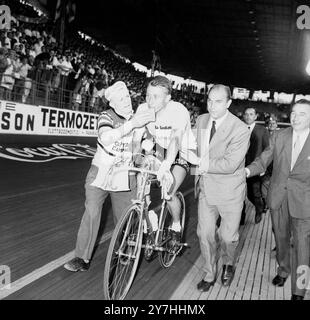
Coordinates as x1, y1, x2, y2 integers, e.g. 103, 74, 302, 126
111, 154, 172, 200
113, 165, 158, 177
113, 165, 173, 200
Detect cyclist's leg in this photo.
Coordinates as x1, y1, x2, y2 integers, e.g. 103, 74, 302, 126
166, 164, 187, 226
164, 164, 187, 247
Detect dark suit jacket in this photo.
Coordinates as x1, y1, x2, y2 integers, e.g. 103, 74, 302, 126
247, 127, 310, 219
245, 124, 270, 166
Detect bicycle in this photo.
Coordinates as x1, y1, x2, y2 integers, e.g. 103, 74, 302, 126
103, 154, 187, 300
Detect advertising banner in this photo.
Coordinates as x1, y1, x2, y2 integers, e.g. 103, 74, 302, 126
0, 101, 98, 137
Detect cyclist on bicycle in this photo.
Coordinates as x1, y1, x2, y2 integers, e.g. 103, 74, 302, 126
64, 81, 154, 272
136, 75, 198, 245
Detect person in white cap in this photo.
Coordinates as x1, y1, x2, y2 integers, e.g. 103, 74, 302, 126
64, 81, 154, 272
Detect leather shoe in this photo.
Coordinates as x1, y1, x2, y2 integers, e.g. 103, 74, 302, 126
255, 212, 262, 224
197, 279, 215, 292
221, 265, 235, 286
291, 294, 304, 300
272, 275, 287, 287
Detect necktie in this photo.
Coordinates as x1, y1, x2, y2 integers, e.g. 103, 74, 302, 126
291, 135, 302, 170
209, 120, 216, 143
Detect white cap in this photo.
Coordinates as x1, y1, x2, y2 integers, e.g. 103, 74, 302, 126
105, 81, 128, 102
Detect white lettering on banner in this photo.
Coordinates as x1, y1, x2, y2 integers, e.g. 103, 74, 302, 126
0, 144, 97, 162
0, 101, 98, 137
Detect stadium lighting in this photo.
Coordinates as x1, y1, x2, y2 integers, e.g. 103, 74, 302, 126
18, 0, 46, 17
306, 59, 310, 75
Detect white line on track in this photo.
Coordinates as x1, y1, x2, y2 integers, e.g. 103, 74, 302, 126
0, 182, 81, 201
0, 231, 113, 300
0, 188, 194, 299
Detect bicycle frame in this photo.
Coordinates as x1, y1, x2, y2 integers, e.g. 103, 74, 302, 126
112, 155, 171, 252
103, 154, 187, 299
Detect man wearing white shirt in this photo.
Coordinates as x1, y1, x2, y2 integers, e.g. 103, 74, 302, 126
59, 56, 73, 76
246, 99, 310, 300
33, 39, 43, 57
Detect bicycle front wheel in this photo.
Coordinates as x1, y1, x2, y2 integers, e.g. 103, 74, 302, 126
158, 191, 186, 268
103, 204, 143, 300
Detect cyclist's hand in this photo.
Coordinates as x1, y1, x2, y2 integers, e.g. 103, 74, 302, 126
131, 109, 155, 128
157, 160, 172, 182
133, 154, 144, 167
141, 139, 154, 152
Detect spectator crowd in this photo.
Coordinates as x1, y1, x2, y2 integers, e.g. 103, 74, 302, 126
0, 2, 290, 128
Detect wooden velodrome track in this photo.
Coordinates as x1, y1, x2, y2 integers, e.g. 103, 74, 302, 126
0, 134, 309, 300
0, 134, 200, 300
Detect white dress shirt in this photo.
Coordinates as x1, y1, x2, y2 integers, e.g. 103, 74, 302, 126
248, 122, 256, 133
205, 110, 229, 146
291, 128, 310, 170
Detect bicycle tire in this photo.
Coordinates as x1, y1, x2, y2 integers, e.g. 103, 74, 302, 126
103, 204, 143, 300
158, 191, 186, 268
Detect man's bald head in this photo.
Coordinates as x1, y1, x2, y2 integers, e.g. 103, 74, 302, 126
209, 84, 232, 101
207, 84, 232, 119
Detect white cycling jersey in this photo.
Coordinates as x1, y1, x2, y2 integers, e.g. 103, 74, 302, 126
137, 100, 198, 164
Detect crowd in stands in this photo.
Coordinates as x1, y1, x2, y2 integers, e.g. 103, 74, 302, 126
0, 16, 202, 125
0, 2, 291, 128
232, 99, 291, 124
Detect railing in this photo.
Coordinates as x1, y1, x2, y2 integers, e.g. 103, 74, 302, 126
0, 72, 102, 113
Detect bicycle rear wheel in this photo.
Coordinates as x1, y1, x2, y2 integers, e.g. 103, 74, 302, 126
158, 191, 186, 268
103, 204, 143, 300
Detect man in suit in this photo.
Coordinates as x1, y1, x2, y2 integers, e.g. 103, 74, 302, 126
195, 84, 250, 292
241, 107, 269, 224
246, 99, 310, 300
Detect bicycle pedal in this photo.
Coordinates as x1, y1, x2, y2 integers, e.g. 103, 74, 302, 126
168, 245, 182, 255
